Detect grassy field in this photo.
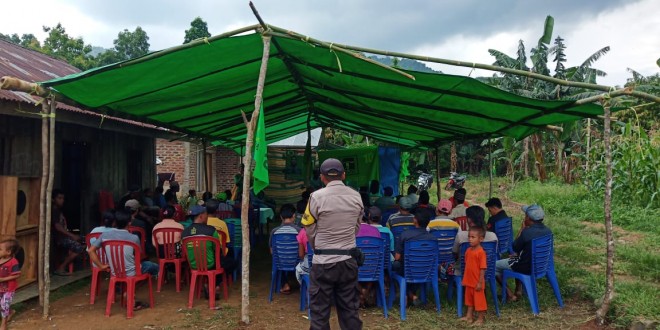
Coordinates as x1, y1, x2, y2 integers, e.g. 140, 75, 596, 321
430, 176, 660, 328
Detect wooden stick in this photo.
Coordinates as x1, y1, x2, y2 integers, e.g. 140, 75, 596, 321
435, 146, 441, 202
266, 25, 660, 104
238, 31, 272, 324
43, 97, 56, 319
596, 101, 615, 325
37, 101, 48, 307
0, 76, 48, 96
262, 30, 415, 81
488, 137, 493, 198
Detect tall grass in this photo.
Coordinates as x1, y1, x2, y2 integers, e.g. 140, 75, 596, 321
508, 179, 659, 327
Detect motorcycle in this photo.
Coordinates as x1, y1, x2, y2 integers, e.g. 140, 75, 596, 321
416, 170, 434, 192
444, 172, 466, 190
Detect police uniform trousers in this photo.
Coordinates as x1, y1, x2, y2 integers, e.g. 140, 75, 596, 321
309, 258, 362, 330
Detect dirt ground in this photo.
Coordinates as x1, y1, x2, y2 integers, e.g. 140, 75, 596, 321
7, 257, 606, 330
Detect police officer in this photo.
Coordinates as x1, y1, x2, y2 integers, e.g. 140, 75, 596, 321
302, 158, 363, 330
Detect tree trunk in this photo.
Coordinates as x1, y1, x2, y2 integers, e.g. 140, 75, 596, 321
522, 137, 530, 178
239, 35, 271, 325
38, 102, 48, 306
596, 103, 615, 325
450, 142, 457, 173
531, 133, 547, 182
43, 98, 56, 319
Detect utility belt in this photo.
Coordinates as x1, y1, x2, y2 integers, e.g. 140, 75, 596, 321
314, 248, 364, 266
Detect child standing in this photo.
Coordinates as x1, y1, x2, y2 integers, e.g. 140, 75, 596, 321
460, 227, 487, 326
0, 239, 21, 330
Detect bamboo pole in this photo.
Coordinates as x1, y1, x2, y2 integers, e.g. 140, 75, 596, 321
435, 146, 441, 202
43, 97, 56, 319
265, 26, 660, 104
262, 30, 415, 81
37, 101, 48, 307
304, 111, 312, 187
238, 32, 271, 325
488, 137, 493, 198
596, 101, 615, 325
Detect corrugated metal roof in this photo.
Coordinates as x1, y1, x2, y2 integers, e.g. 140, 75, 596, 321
0, 39, 160, 129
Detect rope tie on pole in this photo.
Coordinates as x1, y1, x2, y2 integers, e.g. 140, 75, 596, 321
329, 43, 343, 72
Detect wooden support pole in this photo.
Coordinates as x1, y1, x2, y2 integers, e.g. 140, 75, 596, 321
596, 101, 615, 325
435, 146, 441, 202
238, 31, 271, 324
43, 97, 56, 319
488, 137, 493, 198
37, 101, 48, 306
304, 111, 312, 187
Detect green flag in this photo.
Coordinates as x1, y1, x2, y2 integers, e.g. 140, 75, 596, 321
253, 105, 269, 194
399, 152, 410, 182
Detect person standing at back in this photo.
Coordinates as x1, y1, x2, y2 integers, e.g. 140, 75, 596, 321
302, 158, 363, 330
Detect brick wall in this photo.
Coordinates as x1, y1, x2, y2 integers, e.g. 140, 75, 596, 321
216, 146, 240, 193
157, 138, 238, 195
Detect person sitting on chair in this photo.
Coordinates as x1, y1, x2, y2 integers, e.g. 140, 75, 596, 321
392, 209, 435, 306
182, 205, 237, 298
485, 198, 509, 232
453, 206, 498, 276
387, 196, 415, 229
374, 186, 396, 213
51, 189, 85, 276
449, 188, 469, 219
428, 199, 460, 230
152, 205, 184, 258
406, 185, 419, 204
88, 209, 159, 311
269, 203, 300, 295
495, 204, 551, 302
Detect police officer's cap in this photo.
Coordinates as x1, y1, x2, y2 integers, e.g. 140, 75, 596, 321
320, 158, 344, 177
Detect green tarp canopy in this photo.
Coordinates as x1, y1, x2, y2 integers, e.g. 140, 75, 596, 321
40, 28, 603, 149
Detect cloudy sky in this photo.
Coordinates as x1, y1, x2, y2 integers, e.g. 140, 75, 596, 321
2, 0, 658, 86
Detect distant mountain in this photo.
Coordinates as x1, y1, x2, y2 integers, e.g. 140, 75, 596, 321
367, 55, 441, 74
89, 46, 108, 57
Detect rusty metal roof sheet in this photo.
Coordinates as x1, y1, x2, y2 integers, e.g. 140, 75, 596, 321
0, 39, 162, 130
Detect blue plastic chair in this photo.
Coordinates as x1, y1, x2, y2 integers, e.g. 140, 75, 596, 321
356, 236, 388, 318
449, 241, 500, 317
389, 239, 440, 321
269, 233, 299, 302
494, 217, 514, 257
390, 224, 415, 246
379, 232, 392, 276
299, 242, 313, 318
225, 219, 242, 281
501, 234, 563, 315
429, 228, 459, 264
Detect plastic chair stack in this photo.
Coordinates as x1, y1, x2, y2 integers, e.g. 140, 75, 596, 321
450, 241, 500, 317
182, 236, 228, 309
356, 236, 388, 318
389, 239, 440, 321
153, 228, 185, 292
379, 232, 392, 277
269, 233, 299, 302
493, 217, 514, 257
102, 240, 154, 319
87, 232, 106, 304
501, 234, 563, 315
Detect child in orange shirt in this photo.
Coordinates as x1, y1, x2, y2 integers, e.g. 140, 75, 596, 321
0, 239, 21, 330
460, 227, 487, 326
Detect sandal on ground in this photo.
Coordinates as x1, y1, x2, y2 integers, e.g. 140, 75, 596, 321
53, 270, 72, 276
133, 301, 149, 311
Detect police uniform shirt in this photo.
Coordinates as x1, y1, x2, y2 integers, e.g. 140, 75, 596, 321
302, 180, 363, 264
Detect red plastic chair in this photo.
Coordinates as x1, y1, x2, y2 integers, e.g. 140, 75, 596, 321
217, 230, 232, 286
87, 232, 107, 304
128, 226, 147, 257
454, 216, 469, 231
182, 236, 227, 309
153, 228, 185, 292
102, 240, 154, 319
